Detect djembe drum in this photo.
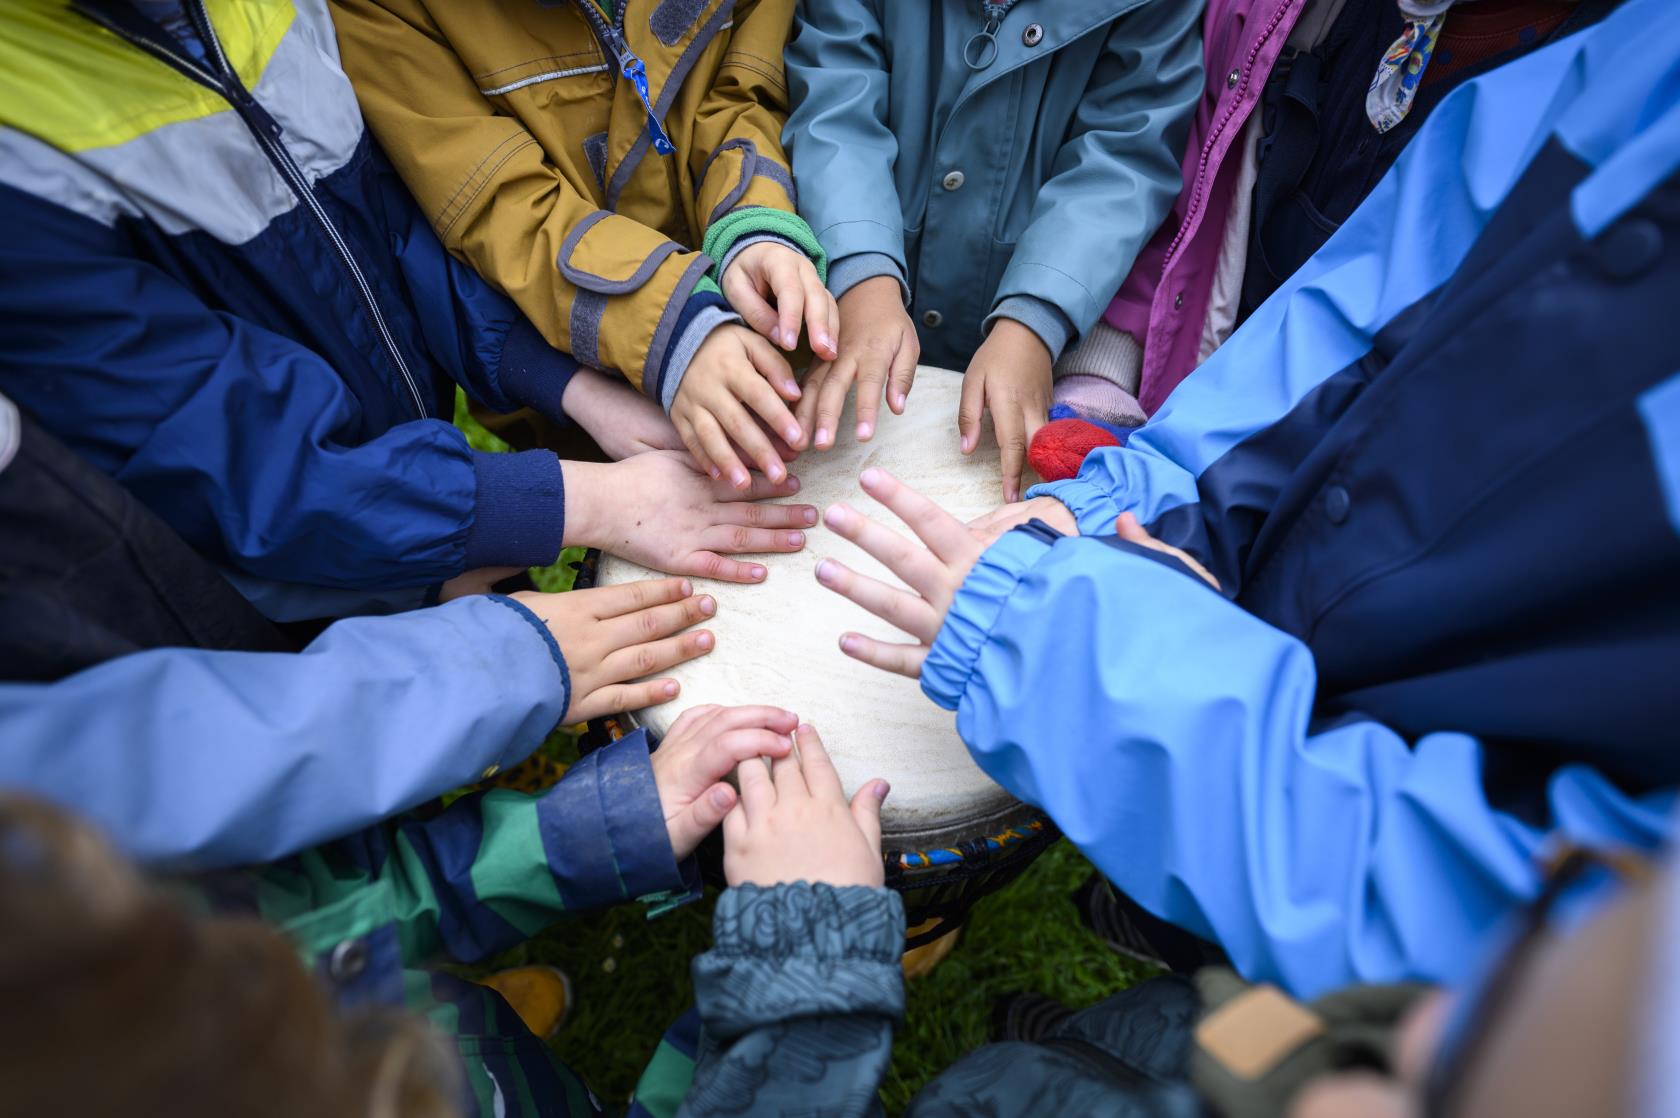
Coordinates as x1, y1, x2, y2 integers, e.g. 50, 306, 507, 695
594, 367, 1058, 945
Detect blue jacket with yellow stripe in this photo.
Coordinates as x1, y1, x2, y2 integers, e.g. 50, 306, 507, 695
925, 0, 1680, 998
0, 0, 579, 590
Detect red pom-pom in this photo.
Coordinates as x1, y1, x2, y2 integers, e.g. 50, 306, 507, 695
1028, 418, 1120, 482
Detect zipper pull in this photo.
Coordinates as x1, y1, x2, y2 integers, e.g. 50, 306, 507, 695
603, 27, 676, 156
964, 14, 1003, 69
234, 91, 285, 140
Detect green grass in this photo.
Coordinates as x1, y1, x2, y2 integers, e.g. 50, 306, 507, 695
454, 393, 1148, 1113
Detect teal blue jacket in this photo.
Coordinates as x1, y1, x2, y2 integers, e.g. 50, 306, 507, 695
783, 0, 1204, 367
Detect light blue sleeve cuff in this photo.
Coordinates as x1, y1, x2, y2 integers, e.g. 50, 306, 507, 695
921, 526, 1057, 709
659, 304, 743, 414
1028, 471, 1129, 537
827, 252, 910, 303
987, 295, 1076, 361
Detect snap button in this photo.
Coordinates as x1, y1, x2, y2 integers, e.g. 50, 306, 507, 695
329, 938, 368, 983
1324, 486, 1351, 525
1022, 23, 1044, 47
1173, 292, 1183, 309
480, 763, 501, 780
1227, 68, 1241, 90
922, 309, 944, 328
942, 170, 966, 192
1591, 218, 1663, 282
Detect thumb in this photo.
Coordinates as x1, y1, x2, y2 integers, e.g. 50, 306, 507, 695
1114, 511, 1148, 542
668, 782, 737, 860
849, 779, 888, 855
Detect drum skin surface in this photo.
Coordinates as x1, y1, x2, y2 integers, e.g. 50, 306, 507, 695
597, 367, 1034, 840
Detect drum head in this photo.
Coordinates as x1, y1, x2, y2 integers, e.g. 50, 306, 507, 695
596, 366, 1036, 840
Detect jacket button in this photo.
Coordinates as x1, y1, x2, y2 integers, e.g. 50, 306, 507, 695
1022, 23, 1044, 47
1173, 292, 1183, 309
1324, 486, 1351, 524
329, 938, 368, 983
1227, 68, 1242, 90
942, 170, 966, 192
922, 309, 944, 328
1591, 218, 1663, 282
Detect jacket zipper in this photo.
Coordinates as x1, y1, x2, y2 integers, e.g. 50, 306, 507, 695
572, 0, 676, 155
78, 1, 430, 420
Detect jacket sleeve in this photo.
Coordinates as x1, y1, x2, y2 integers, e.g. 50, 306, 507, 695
681, 883, 902, 1118
783, 0, 907, 281
0, 595, 569, 871
921, 528, 1675, 998
990, 0, 1204, 336
330, 0, 711, 396
0, 184, 565, 589
1031, 16, 1616, 548
244, 728, 692, 965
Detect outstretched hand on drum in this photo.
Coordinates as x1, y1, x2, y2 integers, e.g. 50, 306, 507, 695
723, 725, 888, 888
562, 450, 818, 584
511, 578, 715, 724
814, 468, 985, 678
650, 704, 801, 860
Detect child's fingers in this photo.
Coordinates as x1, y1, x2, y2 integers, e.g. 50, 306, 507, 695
716, 393, 787, 486
735, 758, 775, 821
601, 627, 714, 682
858, 467, 979, 566
814, 356, 857, 450
681, 552, 769, 584
792, 723, 844, 800
603, 592, 714, 648
957, 367, 986, 454
715, 500, 816, 531
794, 362, 830, 435
723, 802, 748, 846
814, 556, 943, 644
734, 473, 809, 503
770, 262, 805, 352
734, 366, 804, 455
572, 677, 680, 723
698, 524, 805, 555
710, 705, 801, 734
836, 632, 928, 679
887, 338, 918, 415
805, 280, 838, 361
584, 577, 692, 620
853, 352, 888, 442
693, 409, 754, 491
741, 334, 806, 429
771, 747, 808, 799
820, 503, 946, 600
668, 784, 737, 859
710, 728, 795, 767
996, 403, 1027, 503
849, 779, 888, 854
674, 414, 719, 481
723, 267, 779, 342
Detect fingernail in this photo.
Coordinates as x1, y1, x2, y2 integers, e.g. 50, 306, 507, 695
856, 421, 873, 440
680, 579, 693, 596
710, 786, 733, 810
751, 565, 767, 580
839, 633, 857, 652
962, 435, 976, 453
769, 462, 786, 483
784, 424, 802, 444
823, 505, 847, 527
663, 681, 679, 697
860, 468, 882, 487
786, 531, 804, 547
815, 559, 836, 584
786, 380, 803, 399
874, 780, 890, 800
815, 427, 830, 447
798, 722, 815, 737
697, 632, 714, 650
892, 392, 905, 410
708, 466, 721, 480
731, 468, 750, 489
699, 595, 715, 616
787, 476, 801, 493
803, 507, 818, 526
817, 332, 834, 352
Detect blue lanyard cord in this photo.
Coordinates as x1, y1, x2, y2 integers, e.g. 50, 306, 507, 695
576, 0, 676, 155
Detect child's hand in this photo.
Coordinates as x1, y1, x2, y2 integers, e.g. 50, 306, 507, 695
561, 367, 686, 460
723, 724, 888, 888
510, 578, 715, 723
1115, 511, 1220, 590
671, 325, 806, 490
721, 241, 839, 361
958, 319, 1053, 502
651, 704, 800, 860
797, 275, 919, 449
813, 468, 984, 678
967, 497, 1078, 547
563, 451, 817, 584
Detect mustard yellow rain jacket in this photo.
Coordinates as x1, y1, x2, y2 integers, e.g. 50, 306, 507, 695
331, 0, 823, 408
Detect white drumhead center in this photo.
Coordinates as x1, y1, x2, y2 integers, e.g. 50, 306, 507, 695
597, 367, 1033, 833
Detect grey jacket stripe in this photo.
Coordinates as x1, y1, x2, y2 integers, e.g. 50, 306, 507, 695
479, 63, 608, 96
556, 210, 686, 292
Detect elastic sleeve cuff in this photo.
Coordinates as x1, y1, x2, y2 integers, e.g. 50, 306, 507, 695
922, 525, 1058, 709
463, 449, 565, 570
828, 252, 910, 303
1053, 319, 1144, 393
694, 884, 906, 1039
987, 295, 1075, 361
655, 293, 741, 413
702, 206, 828, 284
496, 316, 582, 428
535, 729, 685, 910
1029, 469, 1129, 538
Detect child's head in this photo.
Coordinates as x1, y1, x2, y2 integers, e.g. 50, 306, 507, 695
0, 795, 460, 1118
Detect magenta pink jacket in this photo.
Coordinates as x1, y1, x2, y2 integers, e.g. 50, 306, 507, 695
1103, 0, 1308, 414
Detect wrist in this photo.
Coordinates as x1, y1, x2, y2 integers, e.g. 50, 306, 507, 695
558, 458, 611, 550
988, 316, 1053, 364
